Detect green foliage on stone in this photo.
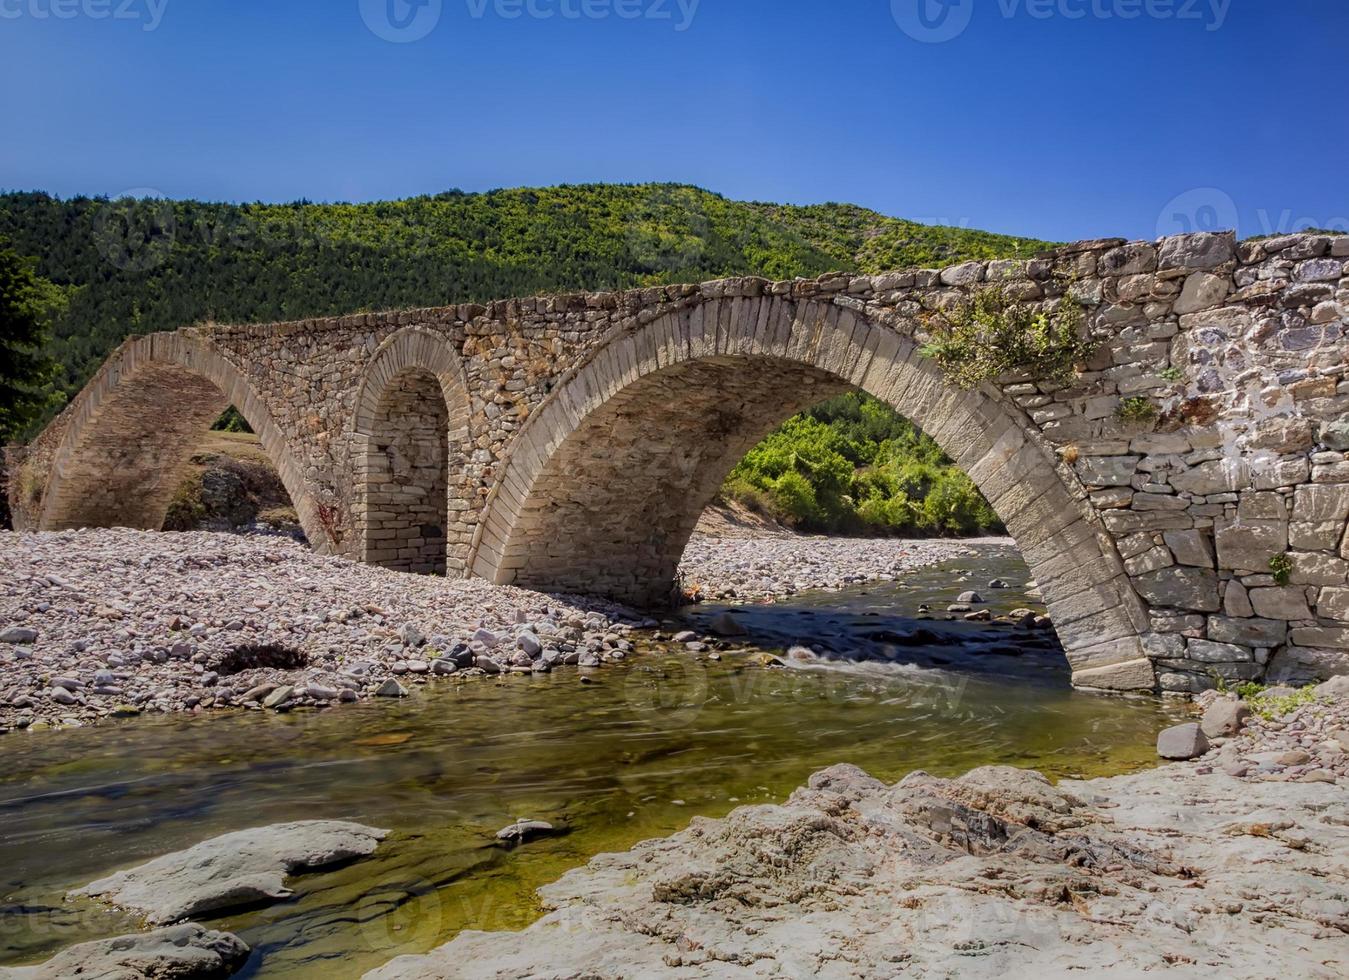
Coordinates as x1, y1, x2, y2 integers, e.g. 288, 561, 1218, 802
212, 406, 253, 433
1236, 682, 1319, 721
1158, 366, 1183, 383
1115, 397, 1159, 426
919, 286, 1095, 390
721, 393, 1002, 537
1268, 553, 1294, 587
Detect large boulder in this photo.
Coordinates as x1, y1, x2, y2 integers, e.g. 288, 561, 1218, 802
1200, 700, 1252, 738
0, 924, 248, 980
1157, 723, 1210, 760
73, 821, 388, 924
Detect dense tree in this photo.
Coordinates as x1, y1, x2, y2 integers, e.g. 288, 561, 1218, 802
0, 239, 64, 442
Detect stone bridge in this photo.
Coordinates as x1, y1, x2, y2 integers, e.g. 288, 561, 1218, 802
9, 231, 1349, 694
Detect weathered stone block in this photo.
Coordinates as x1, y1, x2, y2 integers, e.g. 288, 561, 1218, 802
1291, 552, 1349, 586
1134, 567, 1220, 612
1171, 459, 1249, 496
1075, 455, 1140, 487
1187, 638, 1253, 663
1318, 586, 1349, 622
1214, 519, 1288, 572
1293, 484, 1349, 523
1163, 529, 1214, 568
1249, 586, 1314, 621
1071, 658, 1157, 692
1174, 272, 1230, 315
1158, 231, 1235, 271
1223, 580, 1254, 618
1289, 627, 1349, 650
1206, 616, 1287, 647
1290, 521, 1343, 550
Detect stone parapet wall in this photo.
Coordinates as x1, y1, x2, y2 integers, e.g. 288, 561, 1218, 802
9, 230, 1348, 693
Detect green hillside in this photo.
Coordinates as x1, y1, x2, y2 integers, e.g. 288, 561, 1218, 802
0, 183, 1054, 535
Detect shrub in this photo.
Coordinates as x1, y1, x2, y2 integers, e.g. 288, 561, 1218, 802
1115, 397, 1159, 426
919, 286, 1096, 389
1269, 553, 1293, 586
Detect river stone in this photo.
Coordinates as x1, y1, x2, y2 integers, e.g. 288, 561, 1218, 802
0, 923, 249, 980
1201, 700, 1252, 738
1157, 723, 1209, 760
0, 627, 38, 644
495, 819, 558, 845
262, 685, 294, 709
708, 612, 748, 637
957, 591, 984, 604
72, 821, 389, 924
1316, 675, 1349, 697
375, 679, 408, 698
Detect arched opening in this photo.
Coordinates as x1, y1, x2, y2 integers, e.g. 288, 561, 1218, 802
162, 406, 304, 538
34, 334, 324, 547
356, 367, 452, 574
475, 301, 1153, 691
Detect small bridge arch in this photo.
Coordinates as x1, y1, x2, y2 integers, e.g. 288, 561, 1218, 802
352, 326, 473, 574
471, 299, 1151, 689
31, 332, 326, 546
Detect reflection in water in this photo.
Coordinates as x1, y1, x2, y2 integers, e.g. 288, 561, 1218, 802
0, 548, 1181, 978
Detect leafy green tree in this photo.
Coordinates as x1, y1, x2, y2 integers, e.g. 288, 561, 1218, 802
0, 240, 64, 442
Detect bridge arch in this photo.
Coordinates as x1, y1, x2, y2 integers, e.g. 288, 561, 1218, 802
34, 332, 327, 547
472, 296, 1153, 689
353, 327, 472, 574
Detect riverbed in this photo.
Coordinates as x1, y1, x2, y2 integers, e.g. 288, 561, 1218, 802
0, 546, 1184, 978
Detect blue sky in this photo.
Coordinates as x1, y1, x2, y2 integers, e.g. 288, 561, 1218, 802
1, 0, 1345, 242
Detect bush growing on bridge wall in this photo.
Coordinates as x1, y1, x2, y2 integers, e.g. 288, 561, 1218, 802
919, 286, 1095, 389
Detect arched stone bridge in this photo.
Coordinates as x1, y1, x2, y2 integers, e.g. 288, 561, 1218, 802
10, 231, 1349, 694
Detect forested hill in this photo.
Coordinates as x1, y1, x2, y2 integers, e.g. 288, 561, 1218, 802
0, 184, 1053, 410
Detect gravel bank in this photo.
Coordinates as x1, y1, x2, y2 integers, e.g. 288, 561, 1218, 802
0, 529, 646, 732
369, 685, 1349, 979
678, 532, 995, 600
0, 528, 983, 732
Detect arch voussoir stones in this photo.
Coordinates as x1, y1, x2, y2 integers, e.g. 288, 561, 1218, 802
12, 230, 1349, 694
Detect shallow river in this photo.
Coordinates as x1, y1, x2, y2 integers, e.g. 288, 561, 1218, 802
0, 545, 1183, 977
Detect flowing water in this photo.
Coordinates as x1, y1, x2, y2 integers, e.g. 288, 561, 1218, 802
0, 545, 1184, 978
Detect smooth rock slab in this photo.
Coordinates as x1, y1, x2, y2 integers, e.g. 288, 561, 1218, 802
0, 924, 248, 980
72, 821, 389, 924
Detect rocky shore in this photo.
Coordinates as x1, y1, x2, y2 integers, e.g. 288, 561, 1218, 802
678, 533, 984, 601
0, 527, 975, 732
370, 683, 1349, 979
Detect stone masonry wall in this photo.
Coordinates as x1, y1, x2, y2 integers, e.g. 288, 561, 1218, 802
9, 230, 1349, 693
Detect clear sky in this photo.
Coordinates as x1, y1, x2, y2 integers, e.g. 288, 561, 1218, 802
1, 0, 1344, 242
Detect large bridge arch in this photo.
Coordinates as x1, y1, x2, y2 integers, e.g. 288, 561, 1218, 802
472, 297, 1152, 690
32, 332, 327, 547
352, 327, 473, 574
